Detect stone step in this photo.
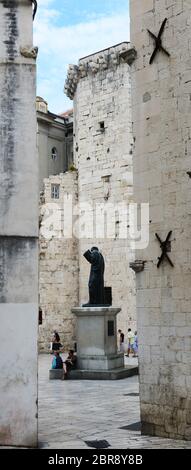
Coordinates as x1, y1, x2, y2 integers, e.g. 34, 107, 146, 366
49, 365, 138, 381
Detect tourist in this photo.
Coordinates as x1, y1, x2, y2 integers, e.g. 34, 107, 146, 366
118, 329, 125, 353
50, 331, 63, 353
126, 328, 135, 357
132, 331, 138, 357
63, 350, 77, 379
51, 351, 63, 369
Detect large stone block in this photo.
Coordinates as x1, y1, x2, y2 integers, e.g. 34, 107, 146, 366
72, 307, 125, 373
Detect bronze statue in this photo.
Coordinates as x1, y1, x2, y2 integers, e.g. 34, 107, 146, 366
83, 247, 105, 306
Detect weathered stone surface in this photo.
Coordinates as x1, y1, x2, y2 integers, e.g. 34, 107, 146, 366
130, 0, 191, 440
0, 0, 38, 447
64, 43, 135, 99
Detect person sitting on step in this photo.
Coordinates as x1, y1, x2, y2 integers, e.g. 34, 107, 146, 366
51, 351, 63, 369
63, 349, 77, 379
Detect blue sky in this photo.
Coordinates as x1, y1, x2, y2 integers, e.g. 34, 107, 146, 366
34, 0, 130, 114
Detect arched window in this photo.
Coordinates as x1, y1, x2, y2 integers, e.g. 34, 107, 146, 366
51, 147, 58, 161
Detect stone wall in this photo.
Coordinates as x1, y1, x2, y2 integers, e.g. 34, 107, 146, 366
0, 0, 38, 446
66, 43, 136, 336
130, 0, 191, 439
39, 172, 79, 351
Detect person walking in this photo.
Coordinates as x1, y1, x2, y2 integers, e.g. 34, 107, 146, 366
118, 329, 125, 353
132, 331, 138, 357
126, 328, 135, 357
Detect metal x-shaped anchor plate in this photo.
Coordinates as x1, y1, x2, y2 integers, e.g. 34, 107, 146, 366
155, 231, 174, 268
148, 18, 170, 64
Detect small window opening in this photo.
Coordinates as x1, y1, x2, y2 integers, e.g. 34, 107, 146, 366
51, 147, 58, 161
102, 175, 111, 183
99, 121, 105, 131
51, 184, 60, 199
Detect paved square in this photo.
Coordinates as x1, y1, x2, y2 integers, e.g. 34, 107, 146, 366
38, 355, 191, 449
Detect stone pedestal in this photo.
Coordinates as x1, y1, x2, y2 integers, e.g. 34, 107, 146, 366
71, 307, 138, 379
72, 307, 123, 370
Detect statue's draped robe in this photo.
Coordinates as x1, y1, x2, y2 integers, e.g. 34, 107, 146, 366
83, 249, 105, 305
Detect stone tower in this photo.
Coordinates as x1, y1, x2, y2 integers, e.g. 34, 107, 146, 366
130, 0, 191, 439
0, 0, 38, 446
65, 43, 137, 335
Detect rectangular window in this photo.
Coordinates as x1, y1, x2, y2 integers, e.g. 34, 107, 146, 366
99, 121, 105, 131
51, 184, 60, 199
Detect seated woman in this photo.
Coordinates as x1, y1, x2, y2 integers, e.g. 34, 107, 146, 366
63, 350, 77, 379
51, 351, 63, 369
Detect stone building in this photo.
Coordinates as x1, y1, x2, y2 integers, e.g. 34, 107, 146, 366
36, 97, 73, 190
39, 171, 79, 351
66, 42, 137, 337
0, 0, 38, 446
39, 42, 137, 351
130, 0, 191, 440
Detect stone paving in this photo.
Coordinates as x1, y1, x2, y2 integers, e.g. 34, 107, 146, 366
38, 354, 191, 449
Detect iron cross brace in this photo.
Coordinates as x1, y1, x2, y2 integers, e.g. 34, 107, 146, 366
155, 231, 174, 268
147, 18, 170, 64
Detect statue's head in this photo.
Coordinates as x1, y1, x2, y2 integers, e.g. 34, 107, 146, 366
91, 246, 99, 252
